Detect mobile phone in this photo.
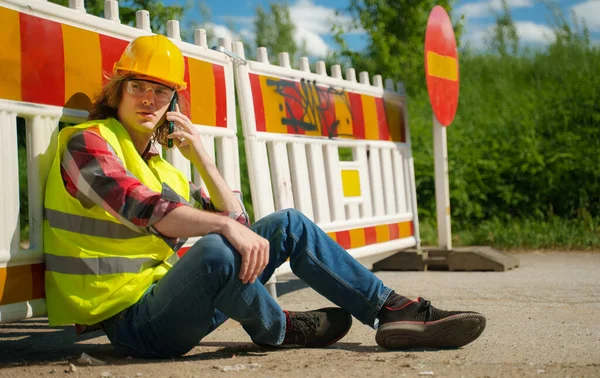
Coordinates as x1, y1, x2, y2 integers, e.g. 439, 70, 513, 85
167, 93, 178, 148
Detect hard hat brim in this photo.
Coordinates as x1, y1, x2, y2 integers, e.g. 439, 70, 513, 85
115, 67, 187, 91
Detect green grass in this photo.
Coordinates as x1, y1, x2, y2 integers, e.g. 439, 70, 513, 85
418, 216, 600, 251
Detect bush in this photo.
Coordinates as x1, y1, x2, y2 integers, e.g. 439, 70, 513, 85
410, 36, 600, 237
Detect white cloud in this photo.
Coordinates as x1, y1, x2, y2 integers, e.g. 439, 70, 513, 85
239, 28, 254, 41
202, 23, 253, 46
205, 22, 240, 42
456, 0, 534, 19
290, 0, 360, 35
213, 0, 362, 58
288, 0, 363, 57
572, 1, 600, 32
289, 0, 333, 57
515, 21, 555, 43
462, 21, 555, 47
294, 27, 331, 57
462, 24, 492, 47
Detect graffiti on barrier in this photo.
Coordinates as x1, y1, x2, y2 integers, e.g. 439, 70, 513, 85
265, 78, 353, 139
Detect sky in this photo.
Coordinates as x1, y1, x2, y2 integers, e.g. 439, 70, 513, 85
167, 0, 600, 57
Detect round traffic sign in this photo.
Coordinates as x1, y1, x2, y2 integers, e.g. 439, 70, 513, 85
425, 6, 459, 126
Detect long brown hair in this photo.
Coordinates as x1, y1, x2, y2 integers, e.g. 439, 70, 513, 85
88, 74, 189, 148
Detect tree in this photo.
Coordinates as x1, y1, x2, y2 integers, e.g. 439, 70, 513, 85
542, 0, 590, 48
489, 0, 519, 56
333, 0, 462, 94
49, 0, 187, 37
183, 1, 218, 46
254, 4, 298, 64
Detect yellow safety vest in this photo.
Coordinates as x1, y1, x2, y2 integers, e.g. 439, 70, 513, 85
44, 118, 190, 326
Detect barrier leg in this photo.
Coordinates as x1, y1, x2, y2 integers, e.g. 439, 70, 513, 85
265, 274, 278, 300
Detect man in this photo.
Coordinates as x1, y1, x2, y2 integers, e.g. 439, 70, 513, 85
43, 34, 486, 358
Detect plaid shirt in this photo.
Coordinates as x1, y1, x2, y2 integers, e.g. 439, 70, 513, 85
60, 127, 249, 247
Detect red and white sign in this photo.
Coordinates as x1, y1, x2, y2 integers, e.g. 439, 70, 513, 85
425, 6, 459, 127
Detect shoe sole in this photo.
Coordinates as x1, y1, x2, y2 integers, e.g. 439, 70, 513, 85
376, 313, 486, 350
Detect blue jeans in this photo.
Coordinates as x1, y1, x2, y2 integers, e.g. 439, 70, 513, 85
102, 209, 393, 358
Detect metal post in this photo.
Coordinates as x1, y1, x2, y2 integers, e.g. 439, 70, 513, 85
433, 115, 452, 250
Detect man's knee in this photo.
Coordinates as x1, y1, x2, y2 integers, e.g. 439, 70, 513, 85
188, 234, 237, 275
270, 208, 308, 226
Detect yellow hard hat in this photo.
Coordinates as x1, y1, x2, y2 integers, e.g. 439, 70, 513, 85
114, 34, 187, 91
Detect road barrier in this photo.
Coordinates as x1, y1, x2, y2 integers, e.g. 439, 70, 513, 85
0, 0, 240, 323
232, 42, 420, 280
0, 0, 419, 323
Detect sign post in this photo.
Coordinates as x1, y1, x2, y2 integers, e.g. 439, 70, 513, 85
425, 6, 459, 251
433, 117, 452, 250
347, 5, 520, 272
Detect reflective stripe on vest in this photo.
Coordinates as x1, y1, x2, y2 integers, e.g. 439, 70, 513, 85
45, 253, 179, 275
46, 209, 143, 239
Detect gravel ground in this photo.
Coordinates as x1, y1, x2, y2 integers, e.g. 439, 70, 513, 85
1, 251, 599, 377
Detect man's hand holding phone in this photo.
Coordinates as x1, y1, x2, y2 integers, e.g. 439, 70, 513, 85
165, 104, 209, 163
167, 93, 178, 148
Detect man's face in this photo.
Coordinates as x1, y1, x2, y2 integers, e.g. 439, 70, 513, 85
117, 76, 175, 136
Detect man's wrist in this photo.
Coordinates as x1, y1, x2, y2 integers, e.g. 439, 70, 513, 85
216, 215, 236, 235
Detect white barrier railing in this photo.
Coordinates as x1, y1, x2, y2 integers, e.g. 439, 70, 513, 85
0, 0, 240, 323
232, 42, 420, 278
0, 0, 421, 323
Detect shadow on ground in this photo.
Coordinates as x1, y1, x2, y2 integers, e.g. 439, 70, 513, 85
0, 278, 310, 365
0, 318, 112, 364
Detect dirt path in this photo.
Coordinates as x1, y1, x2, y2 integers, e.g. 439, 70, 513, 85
1, 252, 599, 377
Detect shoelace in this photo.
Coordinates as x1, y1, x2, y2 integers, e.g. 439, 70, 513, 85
417, 298, 433, 322
289, 313, 321, 343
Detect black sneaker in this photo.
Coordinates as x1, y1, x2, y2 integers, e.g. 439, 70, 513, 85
376, 297, 486, 350
257, 307, 352, 348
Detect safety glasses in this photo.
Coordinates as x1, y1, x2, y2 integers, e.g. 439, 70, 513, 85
125, 79, 176, 105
